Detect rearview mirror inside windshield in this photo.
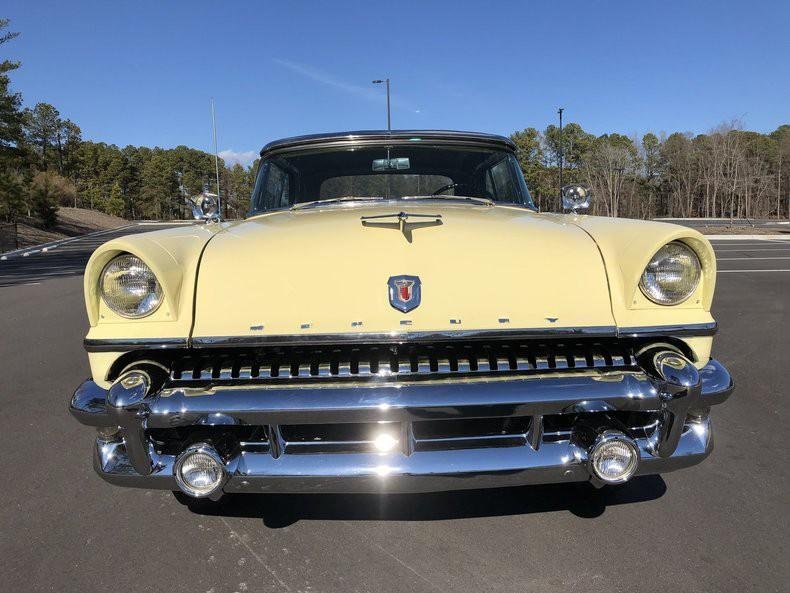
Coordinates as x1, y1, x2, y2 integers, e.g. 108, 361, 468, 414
372, 157, 410, 171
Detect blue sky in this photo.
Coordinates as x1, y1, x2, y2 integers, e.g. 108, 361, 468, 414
4, 1, 788, 166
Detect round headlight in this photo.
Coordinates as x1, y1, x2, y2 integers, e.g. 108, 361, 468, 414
100, 254, 163, 318
639, 241, 701, 305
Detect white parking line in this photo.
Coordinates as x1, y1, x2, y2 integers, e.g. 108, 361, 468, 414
710, 239, 790, 242
705, 234, 790, 240
713, 248, 790, 252
717, 269, 790, 273
711, 242, 789, 247
28, 270, 74, 277
716, 256, 790, 260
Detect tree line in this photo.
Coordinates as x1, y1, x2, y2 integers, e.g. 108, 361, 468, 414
512, 121, 789, 219
1, 18, 788, 226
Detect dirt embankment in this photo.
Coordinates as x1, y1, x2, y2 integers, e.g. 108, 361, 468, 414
6, 208, 130, 250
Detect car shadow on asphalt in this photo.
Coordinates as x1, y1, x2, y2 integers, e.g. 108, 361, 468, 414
175, 476, 666, 527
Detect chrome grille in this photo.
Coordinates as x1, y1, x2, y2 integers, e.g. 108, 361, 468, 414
167, 340, 637, 383
148, 412, 659, 457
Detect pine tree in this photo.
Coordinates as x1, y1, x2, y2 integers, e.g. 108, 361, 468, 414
0, 19, 22, 153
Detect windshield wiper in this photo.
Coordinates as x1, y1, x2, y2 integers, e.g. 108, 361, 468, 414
401, 195, 494, 206
291, 196, 386, 210
292, 195, 494, 210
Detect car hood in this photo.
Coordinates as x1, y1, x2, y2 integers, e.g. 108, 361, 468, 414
190, 202, 616, 340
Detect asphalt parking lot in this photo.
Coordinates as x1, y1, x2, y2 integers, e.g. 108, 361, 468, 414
0, 229, 788, 593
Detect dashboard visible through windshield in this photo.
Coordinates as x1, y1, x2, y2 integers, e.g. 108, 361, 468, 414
249, 145, 535, 214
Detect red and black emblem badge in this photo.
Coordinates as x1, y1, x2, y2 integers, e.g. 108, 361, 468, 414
388, 275, 421, 313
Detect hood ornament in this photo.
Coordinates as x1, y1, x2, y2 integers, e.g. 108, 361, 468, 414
361, 211, 442, 243
388, 275, 421, 313
186, 192, 220, 223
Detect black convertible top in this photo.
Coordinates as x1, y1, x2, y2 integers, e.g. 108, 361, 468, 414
260, 130, 516, 157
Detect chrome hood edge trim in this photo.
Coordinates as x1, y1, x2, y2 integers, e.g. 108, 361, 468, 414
83, 322, 717, 352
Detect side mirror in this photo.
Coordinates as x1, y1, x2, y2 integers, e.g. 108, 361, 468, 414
561, 184, 591, 213
187, 192, 220, 222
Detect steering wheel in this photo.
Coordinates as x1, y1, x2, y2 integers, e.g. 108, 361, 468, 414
431, 182, 467, 196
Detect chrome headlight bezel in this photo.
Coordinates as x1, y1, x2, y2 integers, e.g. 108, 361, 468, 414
100, 253, 164, 319
639, 241, 702, 305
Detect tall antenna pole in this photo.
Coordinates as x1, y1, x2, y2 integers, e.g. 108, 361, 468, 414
557, 107, 564, 200
386, 78, 391, 131
211, 98, 222, 219
372, 79, 391, 131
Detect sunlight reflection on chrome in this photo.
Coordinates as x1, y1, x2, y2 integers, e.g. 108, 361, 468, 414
691, 421, 708, 437
101, 444, 115, 461
373, 433, 398, 453
375, 465, 392, 477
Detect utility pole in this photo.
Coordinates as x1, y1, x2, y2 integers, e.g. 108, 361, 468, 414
557, 108, 564, 201
210, 98, 222, 218
373, 79, 391, 131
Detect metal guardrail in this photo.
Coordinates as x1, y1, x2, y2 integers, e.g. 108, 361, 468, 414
657, 217, 789, 226
0, 221, 197, 261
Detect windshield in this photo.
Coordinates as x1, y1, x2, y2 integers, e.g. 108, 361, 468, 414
249, 145, 535, 214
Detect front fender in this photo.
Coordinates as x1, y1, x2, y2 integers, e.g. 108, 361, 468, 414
82, 224, 223, 386
568, 215, 717, 364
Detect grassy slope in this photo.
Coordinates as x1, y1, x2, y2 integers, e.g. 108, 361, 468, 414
11, 208, 129, 250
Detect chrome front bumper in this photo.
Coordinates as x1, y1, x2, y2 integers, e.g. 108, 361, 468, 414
70, 359, 733, 494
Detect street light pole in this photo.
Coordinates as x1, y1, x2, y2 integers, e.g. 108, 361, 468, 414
373, 79, 391, 131
614, 166, 625, 218
557, 107, 564, 201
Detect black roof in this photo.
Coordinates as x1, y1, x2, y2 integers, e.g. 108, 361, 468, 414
260, 129, 516, 156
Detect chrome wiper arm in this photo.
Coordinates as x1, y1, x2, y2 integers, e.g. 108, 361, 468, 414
291, 196, 386, 210
401, 195, 494, 206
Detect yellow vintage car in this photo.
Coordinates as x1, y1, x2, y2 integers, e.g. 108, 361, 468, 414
70, 130, 733, 501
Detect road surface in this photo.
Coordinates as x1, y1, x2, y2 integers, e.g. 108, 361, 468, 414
1, 228, 787, 592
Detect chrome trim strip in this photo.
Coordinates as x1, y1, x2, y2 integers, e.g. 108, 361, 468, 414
189, 322, 716, 348
617, 322, 717, 338
190, 326, 618, 348
84, 338, 188, 352
82, 322, 717, 353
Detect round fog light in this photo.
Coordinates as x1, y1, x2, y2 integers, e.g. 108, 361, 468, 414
589, 431, 640, 484
174, 444, 226, 498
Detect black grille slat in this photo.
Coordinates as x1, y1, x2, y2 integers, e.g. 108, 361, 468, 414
165, 339, 640, 384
